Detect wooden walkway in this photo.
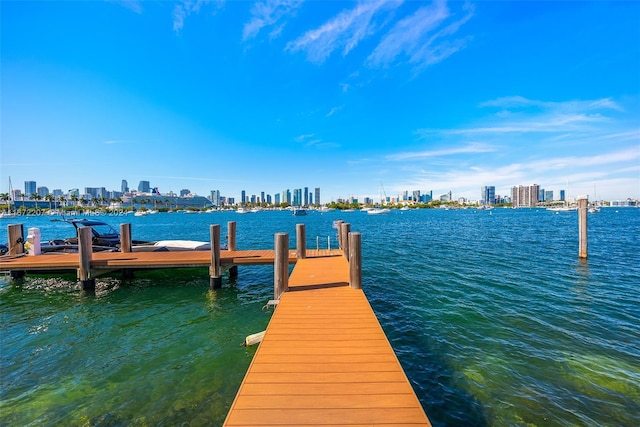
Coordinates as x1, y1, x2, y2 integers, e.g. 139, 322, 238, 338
0, 249, 340, 272
223, 255, 431, 426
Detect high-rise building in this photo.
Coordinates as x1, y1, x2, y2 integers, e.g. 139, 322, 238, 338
545, 190, 554, 202
37, 186, 49, 197
121, 180, 129, 193
241, 190, 246, 204
293, 189, 302, 206
511, 184, 540, 207
304, 187, 309, 206
560, 190, 566, 202
210, 190, 220, 207
481, 186, 496, 205
24, 181, 36, 196
138, 180, 150, 193
314, 187, 320, 206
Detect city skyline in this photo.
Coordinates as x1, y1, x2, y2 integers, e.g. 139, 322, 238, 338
5, 176, 631, 207
2, 2, 639, 202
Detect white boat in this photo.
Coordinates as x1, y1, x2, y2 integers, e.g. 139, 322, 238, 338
367, 208, 390, 215
293, 208, 308, 216
134, 210, 148, 217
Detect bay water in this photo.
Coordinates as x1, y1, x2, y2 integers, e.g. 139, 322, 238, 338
1, 208, 638, 426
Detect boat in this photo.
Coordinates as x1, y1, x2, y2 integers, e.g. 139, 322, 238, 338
292, 208, 308, 216
367, 208, 390, 215
1, 177, 18, 219
40, 218, 226, 253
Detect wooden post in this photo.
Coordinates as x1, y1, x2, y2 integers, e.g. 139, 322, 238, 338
7, 223, 24, 256
210, 224, 222, 289
120, 223, 132, 252
349, 232, 362, 289
227, 221, 238, 280
7, 224, 25, 280
274, 233, 289, 300
578, 195, 588, 259
119, 223, 134, 279
296, 223, 306, 259
77, 227, 95, 291
341, 222, 351, 260
334, 220, 344, 249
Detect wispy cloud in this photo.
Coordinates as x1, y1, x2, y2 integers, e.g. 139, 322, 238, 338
368, 0, 474, 71
326, 105, 344, 117
173, 0, 224, 33
286, 0, 402, 63
387, 142, 495, 161
243, 0, 303, 41
108, 0, 143, 14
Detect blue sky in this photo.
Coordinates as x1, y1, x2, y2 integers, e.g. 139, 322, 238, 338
2, 0, 639, 203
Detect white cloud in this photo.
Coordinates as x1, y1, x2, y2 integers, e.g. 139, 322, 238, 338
387, 142, 496, 161
243, 0, 303, 41
286, 0, 402, 63
368, 0, 474, 70
173, 0, 224, 33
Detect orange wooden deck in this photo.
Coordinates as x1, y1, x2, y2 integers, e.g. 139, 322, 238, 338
0, 249, 340, 272
223, 255, 431, 426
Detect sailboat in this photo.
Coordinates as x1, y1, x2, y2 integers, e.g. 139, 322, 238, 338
589, 179, 601, 213
368, 182, 390, 215
0, 177, 17, 219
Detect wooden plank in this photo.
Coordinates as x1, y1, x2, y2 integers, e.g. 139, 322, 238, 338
224, 256, 431, 426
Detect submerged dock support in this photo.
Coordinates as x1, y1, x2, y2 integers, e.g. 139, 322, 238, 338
349, 232, 362, 289
77, 227, 95, 291
274, 233, 289, 299
210, 224, 222, 289
578, 195, 588, 259
227, 221, 238, 280
296, 223, 306, 259
7, 224, 25, 280
120, 223, 134, 279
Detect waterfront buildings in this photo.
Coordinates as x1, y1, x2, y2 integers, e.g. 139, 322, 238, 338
24, 181, 36, 197
481, 186, 496, 205
511, 184, 541, 207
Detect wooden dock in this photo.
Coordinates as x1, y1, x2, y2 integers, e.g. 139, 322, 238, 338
1, 222, 431, 425
223, 255, 431, 426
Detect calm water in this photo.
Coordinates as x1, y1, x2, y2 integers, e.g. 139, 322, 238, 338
1, 208, 639, 426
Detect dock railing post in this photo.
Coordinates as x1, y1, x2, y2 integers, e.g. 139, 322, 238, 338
578, 195, 588, 259
340, 222, 350, 260
7, 224, 25, 281
296, 223, 306, 259
77, 226, 95, 291
349, 232, 362, 289
119, 223, 134, 279
210, 224, 222, 289
274, 233, 289, 300
227, 221, 238, 279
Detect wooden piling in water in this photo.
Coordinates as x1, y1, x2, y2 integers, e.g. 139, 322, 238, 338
227, 221, 238, 279
119, 223, 134, 279
77, 227, 95, 291
274, 233, 289, 300
349, 231, 362, 289
335, 220, 344, 249
7, 224, 25, 280
210, 224, 222, 289
341, 222, 351, 260
578, 195, 588, 259
296, 223, 306, 259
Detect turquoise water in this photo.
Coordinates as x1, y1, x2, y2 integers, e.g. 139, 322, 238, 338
1, 208, 639, 426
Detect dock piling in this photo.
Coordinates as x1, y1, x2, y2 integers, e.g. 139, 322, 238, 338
77, 227, 95, 291
274, 233, 289, 299
227, 221, 238, 279
7, 224, 25, 280
119, 223, 134, 279
578, 195, 588, 259
296, 224, 306, 259
210, 224, 222, 289
341, 222, 351, 260
349, 232, 362, 289
335, 220, 344, 249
